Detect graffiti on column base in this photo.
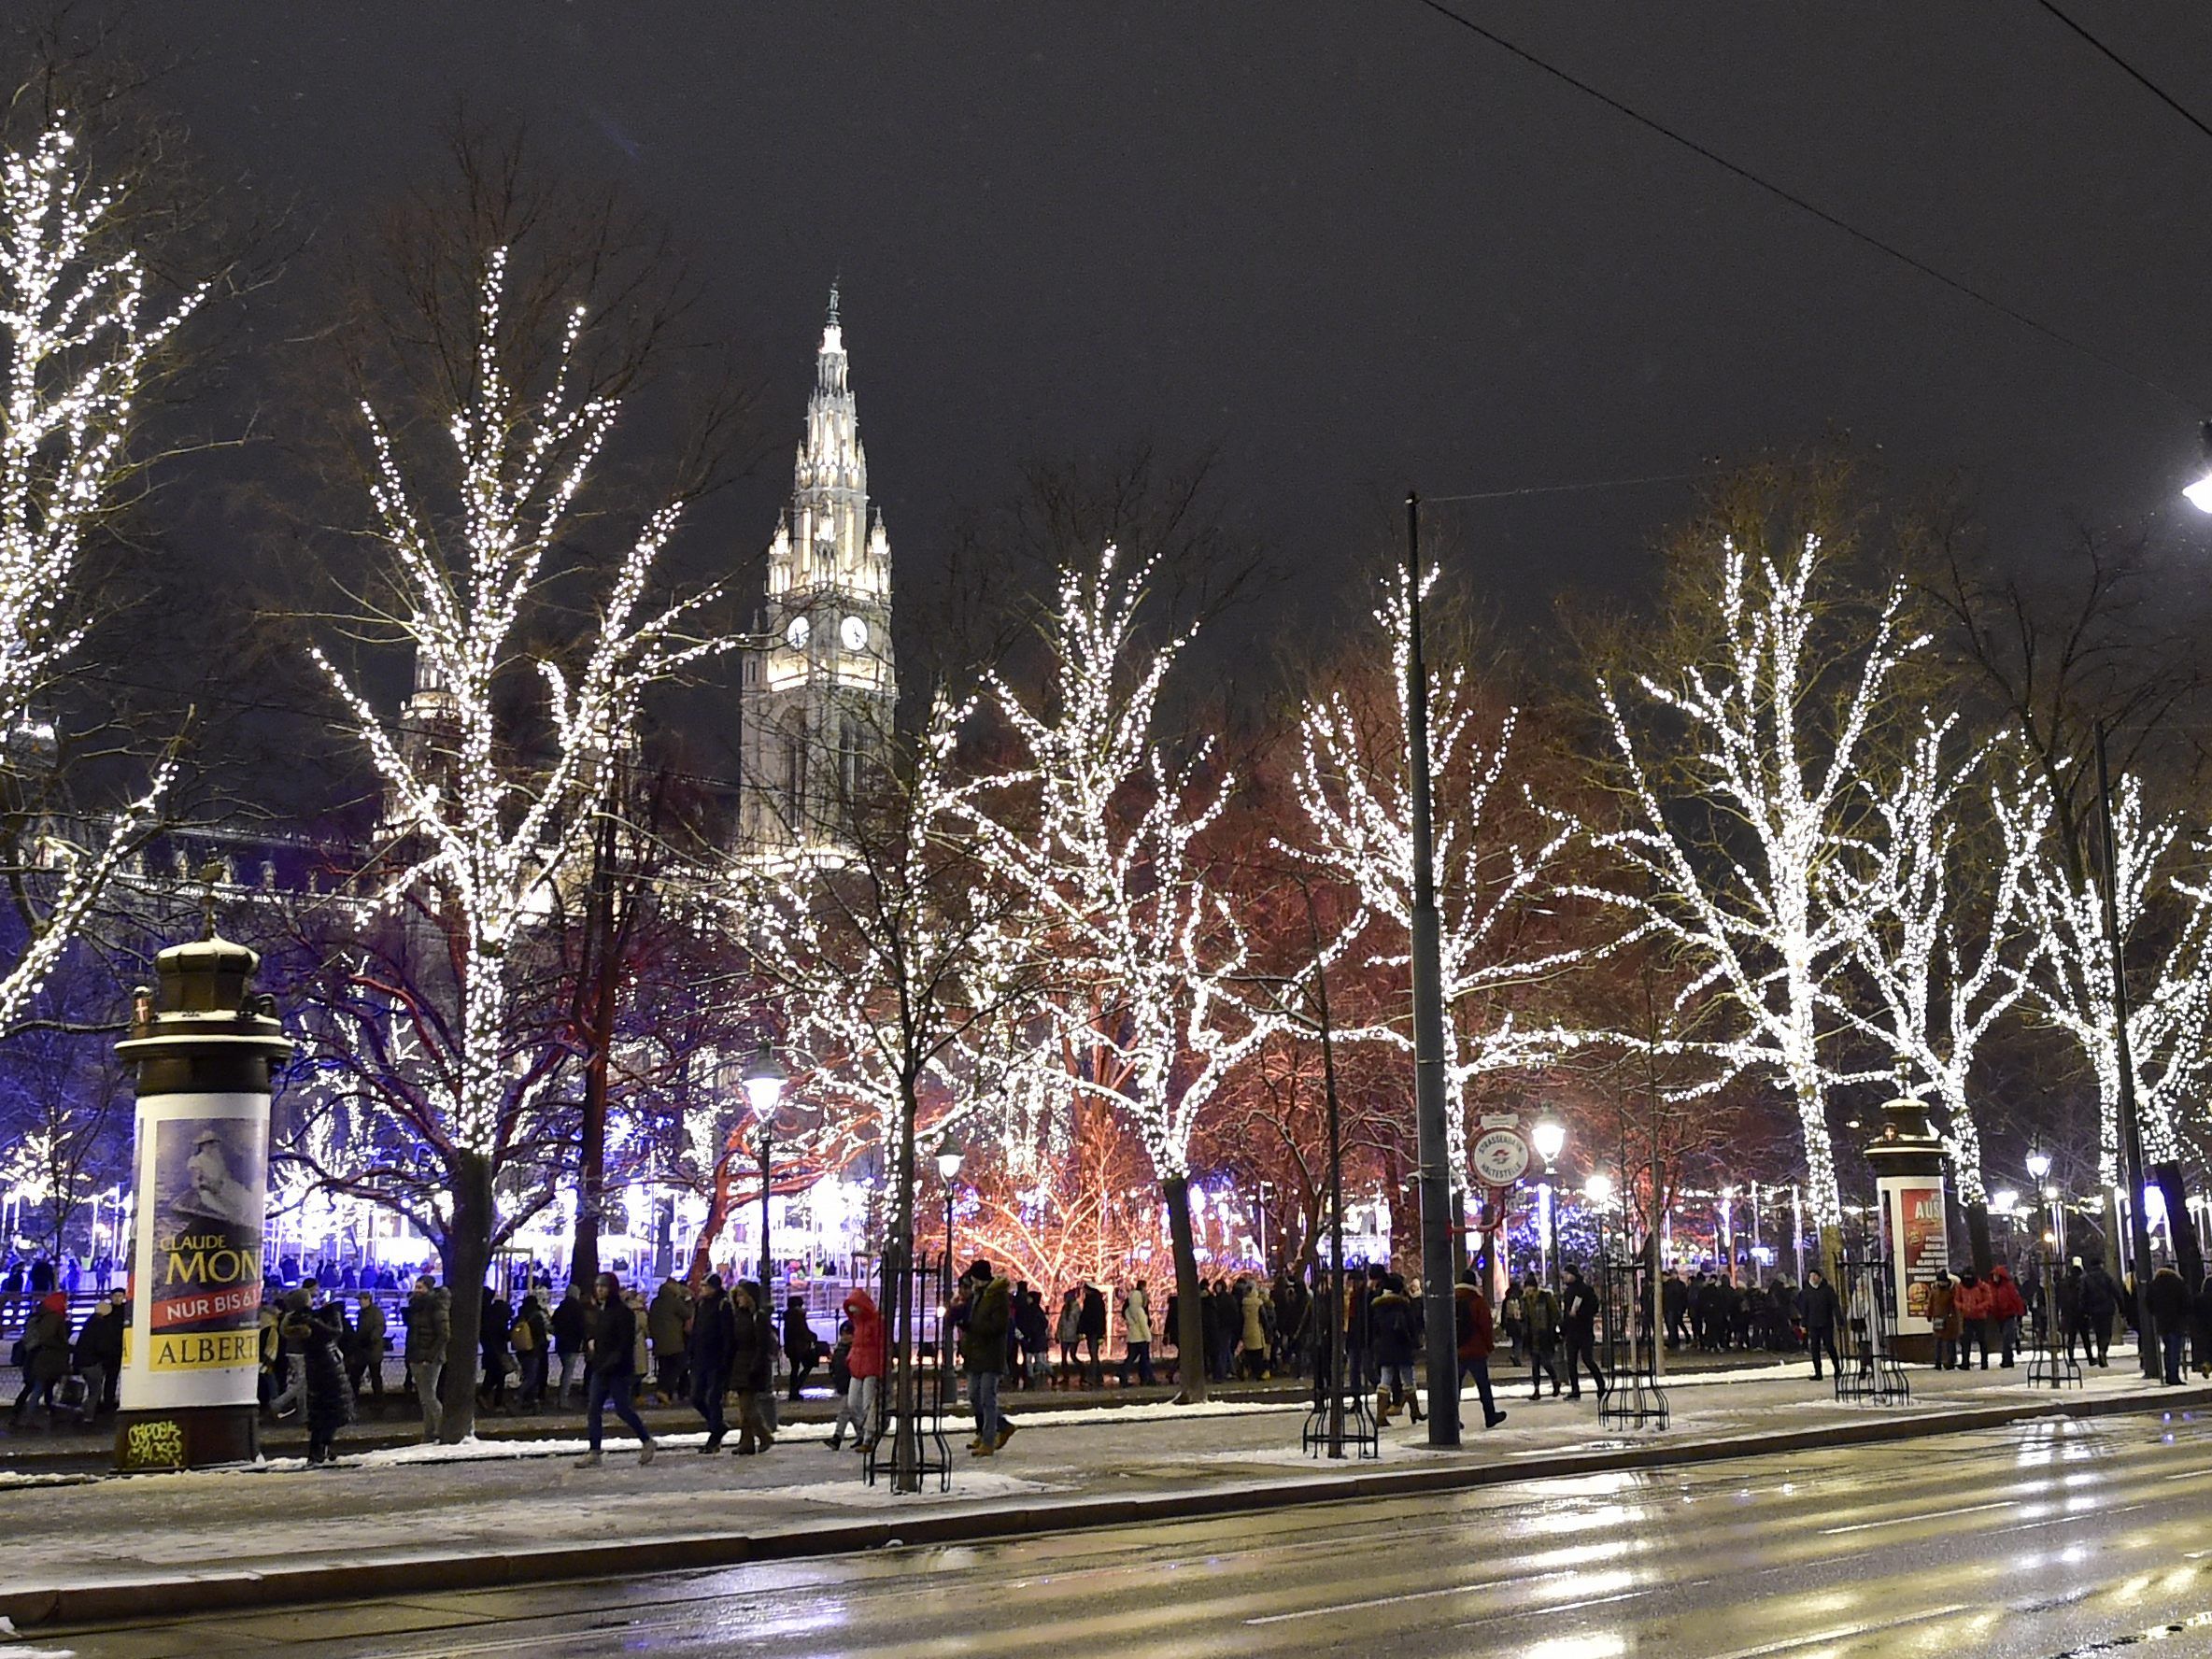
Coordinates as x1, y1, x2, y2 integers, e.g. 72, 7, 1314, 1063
121, 1418, 186, 1469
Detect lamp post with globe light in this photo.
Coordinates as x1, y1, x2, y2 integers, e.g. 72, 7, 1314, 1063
1532, 1117, 1567, 1293
934, 1134, 964, 1277
740, 1046, 787, 1295
1584, 1171, 1616, 1265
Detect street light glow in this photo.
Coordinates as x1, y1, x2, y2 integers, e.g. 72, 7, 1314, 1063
934, 1132, 965, 1183
1532, 1117, 1567, 1165
740, 1044, 787, 1117
2025, 1149, 2051, 1183
2186, 422, 2212, 511
1584, 1172, 1614, 1204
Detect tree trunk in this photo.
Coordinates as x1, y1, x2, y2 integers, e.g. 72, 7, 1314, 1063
1964, 1201, 1995, 1278
438, 1149, 494, 1444
685, 1142, 738, 1291
569, 1068, 606, 1291
2154, 1162, 2203, 1286
1162, 1172, 1207, 1404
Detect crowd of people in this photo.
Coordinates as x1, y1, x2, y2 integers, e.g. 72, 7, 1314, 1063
16, 1245, 2212, 1455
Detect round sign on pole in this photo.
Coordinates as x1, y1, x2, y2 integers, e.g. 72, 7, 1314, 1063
1470, 1125, 1532, 1189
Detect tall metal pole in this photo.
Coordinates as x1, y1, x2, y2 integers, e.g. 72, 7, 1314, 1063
2095, 723, 2159, 1380
1317, 952, 1349, 1458
1405, 491, 1461, 1447
759, 1132, 773, 1297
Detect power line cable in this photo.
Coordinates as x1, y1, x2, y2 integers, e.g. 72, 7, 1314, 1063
2035, 0, 2212, 149
1406, 0, 2200, 413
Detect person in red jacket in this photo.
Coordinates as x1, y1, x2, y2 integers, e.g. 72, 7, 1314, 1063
1453, 1270, 1509, 1431
1954, 1270, 1996, 1370
1986, 1265, 2027, 1368
829, 1287, 886, 1453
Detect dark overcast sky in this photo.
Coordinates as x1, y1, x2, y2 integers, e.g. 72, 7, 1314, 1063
134, 3, 2212, 640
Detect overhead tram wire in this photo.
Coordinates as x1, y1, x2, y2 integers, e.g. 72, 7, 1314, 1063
1405, 0, 2200, 415
2035, 0, 2212, 149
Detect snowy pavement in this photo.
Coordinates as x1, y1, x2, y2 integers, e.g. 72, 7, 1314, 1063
0, 1355, 2193, 1620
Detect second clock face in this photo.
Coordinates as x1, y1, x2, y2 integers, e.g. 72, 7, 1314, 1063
785, 615, 811, 650
840, 615, 869, 652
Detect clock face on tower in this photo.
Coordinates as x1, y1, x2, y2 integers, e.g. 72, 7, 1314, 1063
785, 615, 811, 650
840, 615, 869, 652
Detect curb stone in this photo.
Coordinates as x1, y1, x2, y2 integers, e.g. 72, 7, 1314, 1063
11, 1379, 2205, 1632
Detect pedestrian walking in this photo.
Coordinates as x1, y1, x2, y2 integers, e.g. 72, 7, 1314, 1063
685, 1273, 736, 1451
1119, 1282, 1156, 1385
1078, 1281, 1108, 1387
2078, 1262, 2120, 1368
70, 1289, 126, 1425
1954, 1270, 1995, 1369
551, 1282, 589, 1404
575, 1272, 656, 1467
961, 1258, 1016, 1455
1519, 1279, 1563, 1399
347, 1291, 388, 1401
1054, 1287, 1082, 1386
1987, 1265, 2026, 1368
728, 1282, 776, 1454
647, 1276, 692, 1403
1560, 1265, 1606, 1401
1453, 1269, 1508, 1429
2148, 1265, 2191, 1385
783, 1296, 822, 1399
828, 1285, 885, 1452
1370, 1273, 1423, 1425
291, 1303, 355, 1466
9, 1292, 69, 1425
1929, 1269, 1962, 1370
1799, 1269, 1841, 1380
403, 1275, 450, 1441
1237, 1277, 1271, 1381
511, 1288, 550, 1408
479, 1285, 513, 1411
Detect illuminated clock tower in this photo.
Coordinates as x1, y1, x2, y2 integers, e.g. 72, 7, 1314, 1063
738, 288, 897, 854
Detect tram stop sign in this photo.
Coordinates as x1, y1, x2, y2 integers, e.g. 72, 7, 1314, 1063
1469, 1123, 1532, 1189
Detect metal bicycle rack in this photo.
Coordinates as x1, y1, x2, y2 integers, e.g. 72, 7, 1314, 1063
1596, 1255, 1670, 1431
1835, 1255, 1912, 1406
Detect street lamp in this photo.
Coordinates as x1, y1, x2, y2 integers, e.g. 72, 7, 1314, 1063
2025, 1148, 2052, 1184
1533, 1117, 1566, 1294
1584, 1171, 1615, 1262
741, 1046, 787, 1294
2184, 421, 2212, 512
934, 1133, 964, 1268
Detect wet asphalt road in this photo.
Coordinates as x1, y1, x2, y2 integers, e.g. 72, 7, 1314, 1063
49, 1408, 2212, 1659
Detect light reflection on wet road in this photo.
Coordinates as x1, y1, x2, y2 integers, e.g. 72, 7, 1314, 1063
52, 1411, 2212, 1658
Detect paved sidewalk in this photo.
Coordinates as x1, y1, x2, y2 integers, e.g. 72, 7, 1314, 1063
0, 1352, 2195, 1630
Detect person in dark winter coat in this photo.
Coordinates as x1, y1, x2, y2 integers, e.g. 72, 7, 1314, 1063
289, 1303, 355, 1464
1369, 1273, 1422, 1425
1799, 1270, 1841, 1380
478, 1287, 513, 1410
576, 1272, 656, 1467
347, 1292, 388, 1399
727, 1283, 775, 1454
551, 1283, 590, 1403
10, 1292, 70, 1424
1559, 1265, 1606, 1401
1662, 1270, 1690, 1349
1077, 1283, 1108, 1386
1453, 1270, 1508, 1429
71, 1290, 127, 1423
960, 1259, 1017, 1454
685, 1276, 737, 1449
2077, 1262, 2120, 1367
2148, 1265, 2191, 1384
783, 1297, 822, 1399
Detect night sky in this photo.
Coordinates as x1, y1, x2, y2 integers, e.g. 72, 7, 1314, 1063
134, 4, 2212, 642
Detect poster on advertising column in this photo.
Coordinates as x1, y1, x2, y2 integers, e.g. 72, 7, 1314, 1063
123, 1093, 268, 1408
1893, 1181, 1947, 1330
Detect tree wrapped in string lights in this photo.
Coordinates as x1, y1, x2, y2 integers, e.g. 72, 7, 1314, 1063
1575, 525, 1922, 1248
1833, 716, 2045, 1250
2019, 771, 2209, 1184
0, 117, 202, 1025
982, 543, 1273, 1403
307, 248, 729, 1441
729, 691, 1039, 1489
1285, 563, 1587, 1188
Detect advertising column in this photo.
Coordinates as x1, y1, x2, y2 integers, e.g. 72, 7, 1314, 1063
113, 929, 291, 1471
1865, 1096, 1949, 1367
